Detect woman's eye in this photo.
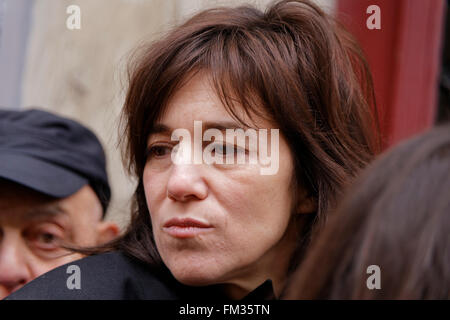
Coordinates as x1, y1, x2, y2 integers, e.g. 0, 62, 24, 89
147, 145, 172, 159
213, 143, 246, 156
212, 143, 225, 155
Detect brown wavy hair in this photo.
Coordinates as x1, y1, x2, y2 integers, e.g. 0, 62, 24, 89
284, 125, 450, 299
84, 0, 380, 273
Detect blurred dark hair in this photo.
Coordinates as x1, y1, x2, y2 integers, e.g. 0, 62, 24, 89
284, 125, 450, 299
79, 0, 380, 272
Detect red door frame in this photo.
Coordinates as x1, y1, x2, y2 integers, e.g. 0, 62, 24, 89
337, 0, 446, 148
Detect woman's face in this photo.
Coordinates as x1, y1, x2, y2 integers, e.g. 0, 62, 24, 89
143, 73, 298, 297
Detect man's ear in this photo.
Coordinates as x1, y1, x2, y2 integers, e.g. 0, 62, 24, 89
96, 221, 120, 245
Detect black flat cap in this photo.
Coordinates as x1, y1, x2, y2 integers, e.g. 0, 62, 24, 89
0, 108, 110, 214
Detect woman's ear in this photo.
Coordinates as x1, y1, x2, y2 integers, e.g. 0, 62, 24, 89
294, 187, 317, 214
296, 195, 317, 214
96, 221, 120, 245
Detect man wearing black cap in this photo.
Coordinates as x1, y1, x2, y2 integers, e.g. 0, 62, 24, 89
0, 108, 119, 299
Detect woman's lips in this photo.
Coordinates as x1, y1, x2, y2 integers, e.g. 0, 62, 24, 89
163, 218, 214, 238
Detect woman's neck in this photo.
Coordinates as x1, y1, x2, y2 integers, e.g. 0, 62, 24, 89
221, 221, 300, 299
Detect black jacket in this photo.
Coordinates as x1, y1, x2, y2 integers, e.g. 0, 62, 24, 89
6, 251, 274, 300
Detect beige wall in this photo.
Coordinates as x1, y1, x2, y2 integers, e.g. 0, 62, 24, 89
20, 0, 334, 229
21, 0, 179, 228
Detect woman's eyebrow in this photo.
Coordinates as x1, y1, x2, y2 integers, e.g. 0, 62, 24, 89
202, 121, 247, 131
149, 124, 172, 135
148, 121, 247, 138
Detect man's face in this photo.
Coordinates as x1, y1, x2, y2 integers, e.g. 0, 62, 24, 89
0, 182, 118, 298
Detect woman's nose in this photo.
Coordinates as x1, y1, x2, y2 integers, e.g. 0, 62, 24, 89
166, 164, 208, 202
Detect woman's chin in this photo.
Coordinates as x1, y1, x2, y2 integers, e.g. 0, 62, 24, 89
169, 266, 225, 287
